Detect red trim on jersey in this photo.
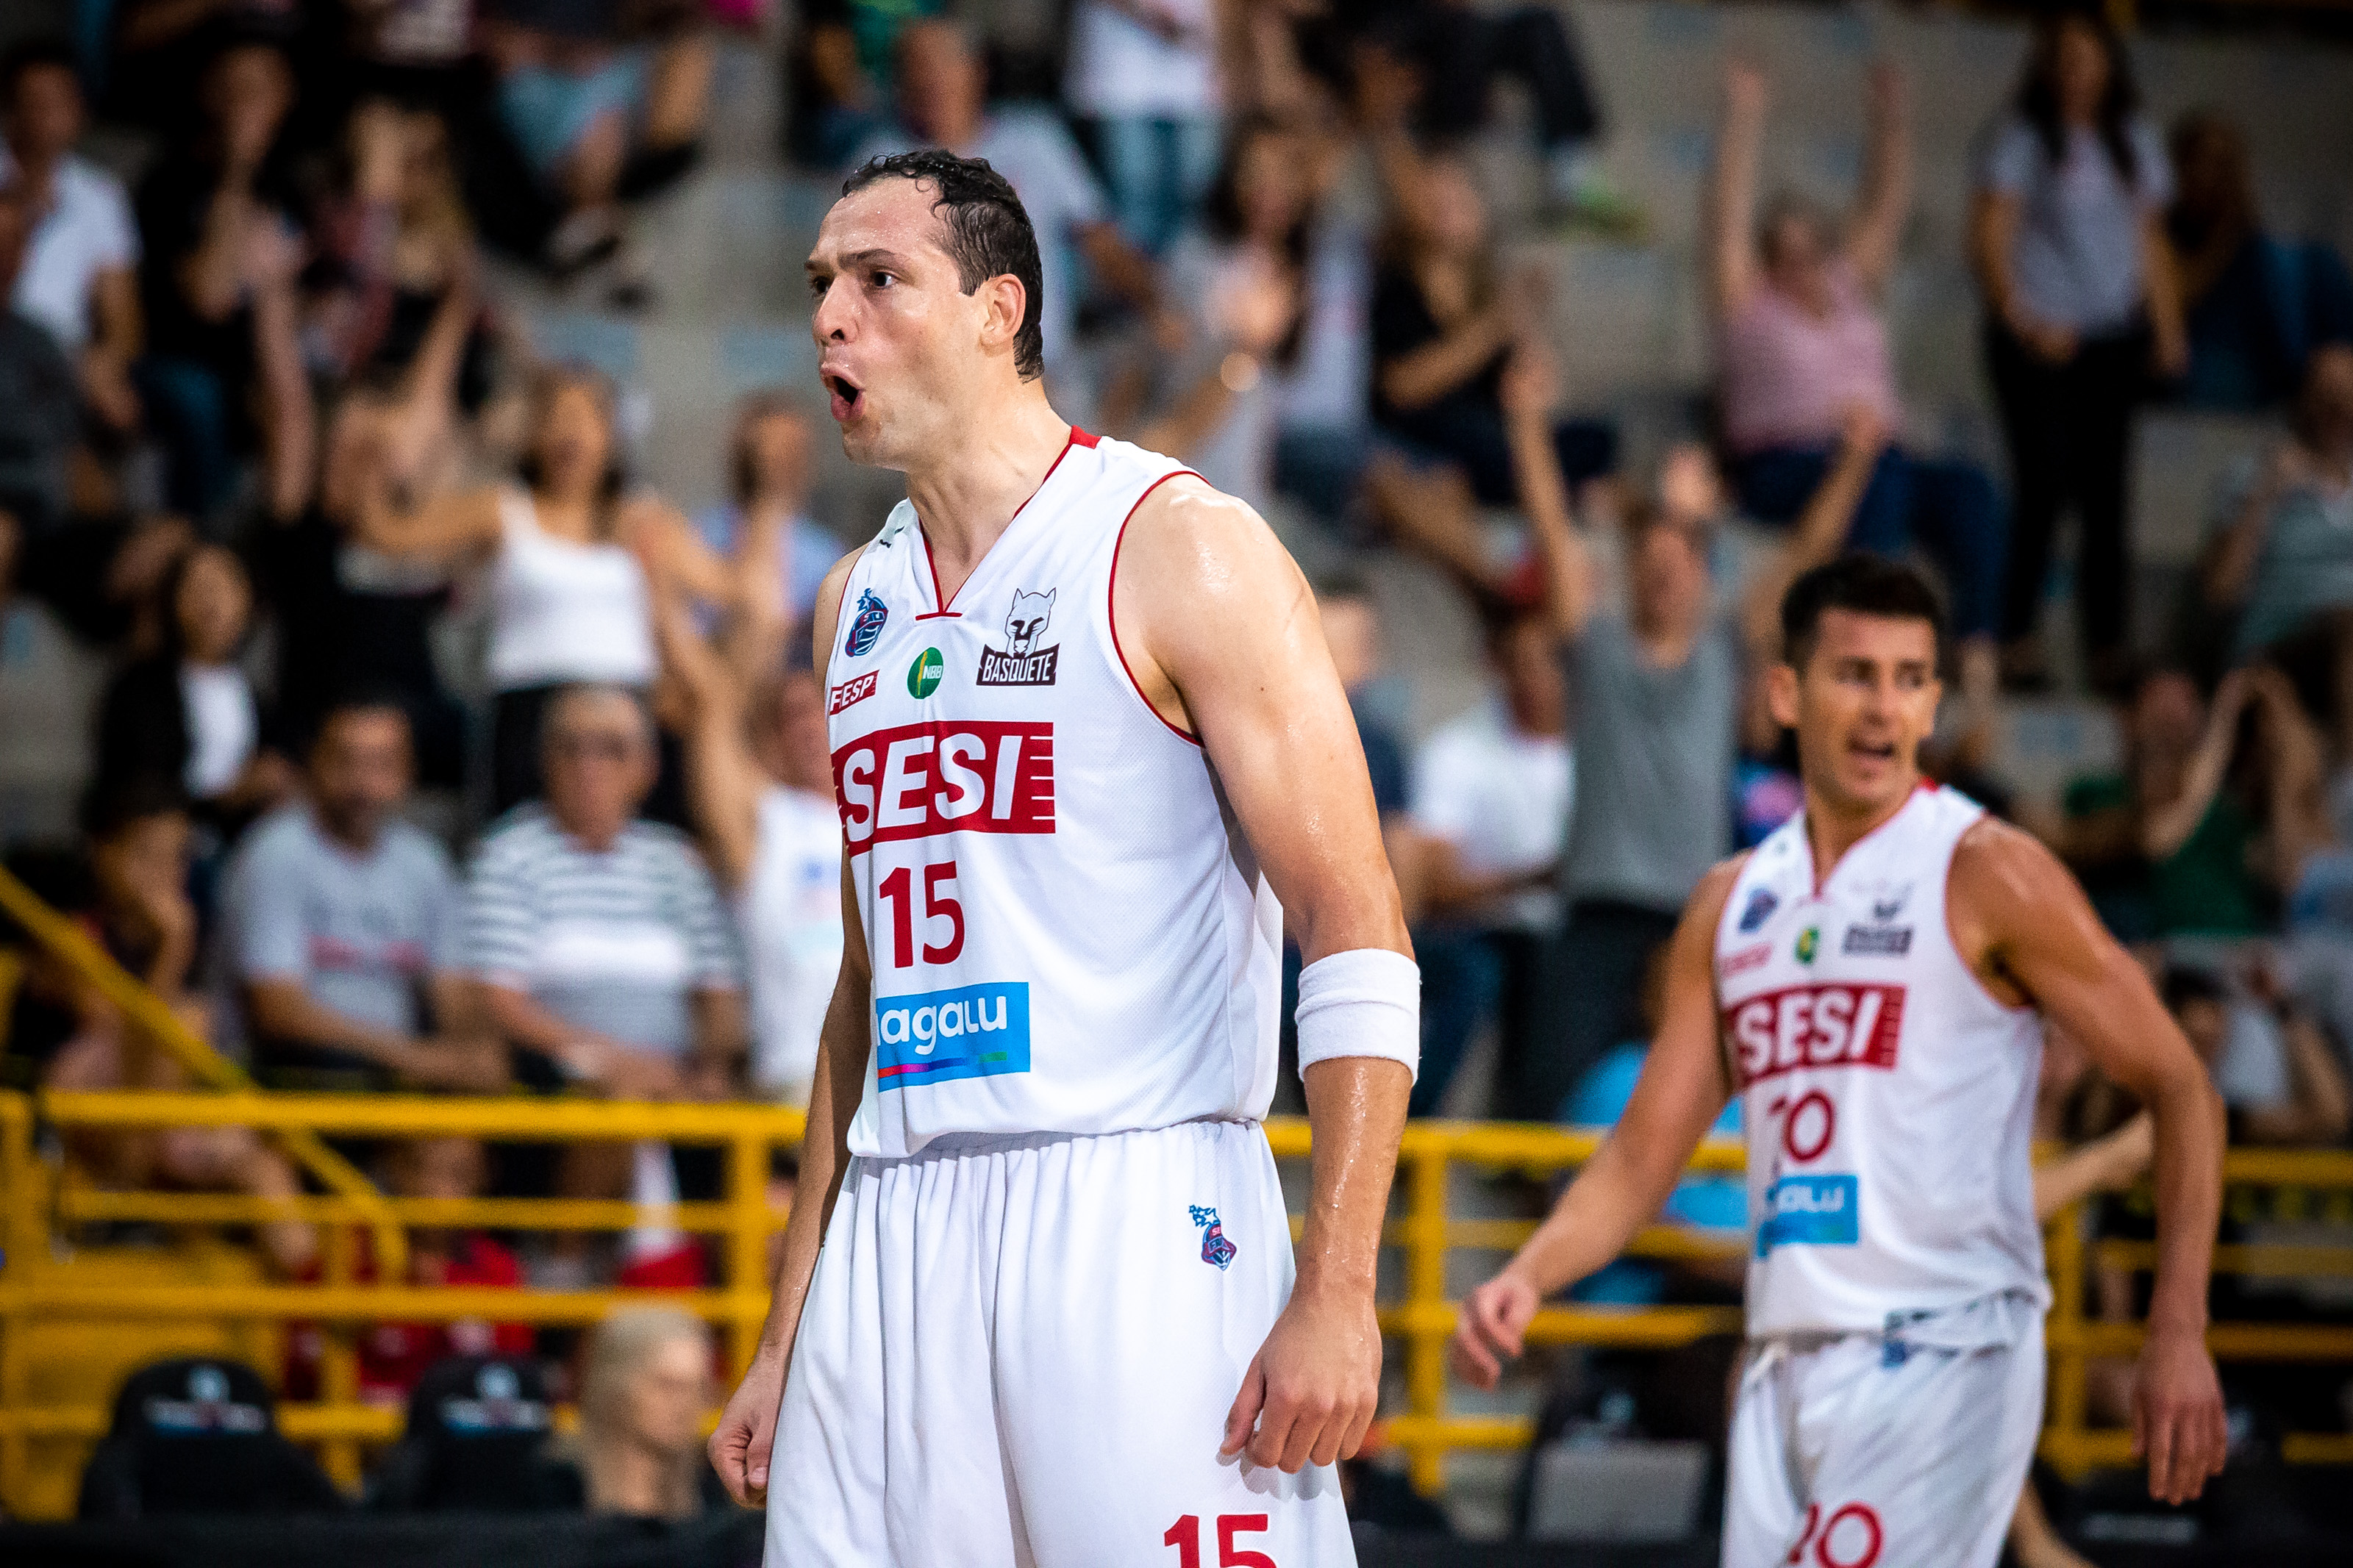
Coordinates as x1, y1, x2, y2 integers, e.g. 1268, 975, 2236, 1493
1108, 468, 1207, 748
915, 426, 1090, 617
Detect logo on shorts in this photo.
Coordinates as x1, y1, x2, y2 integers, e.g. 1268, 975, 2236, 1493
873, 980, 1030, 1088
1737, 888, 1779, 934
1756, 1173, 1860, 1256
976, 587, 1060, 687
1795, 925, 1821, 964
828, 670, 878, 715
844, 590, 889, 657
1189, 1205, 1237, 1270
907, 646, 945, 698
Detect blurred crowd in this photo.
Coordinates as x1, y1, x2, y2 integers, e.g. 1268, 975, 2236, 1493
2, 0, 2353, 1529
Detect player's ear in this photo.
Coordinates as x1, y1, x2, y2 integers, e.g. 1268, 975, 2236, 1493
1767, 661, 1802, 729
976, 272, 1028, 359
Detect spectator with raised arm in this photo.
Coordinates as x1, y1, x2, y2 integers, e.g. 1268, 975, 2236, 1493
2199, 344, 2353, 660
1710, 60, 2004, 704
691, 394, 836, 682
1971, 10, 2185, 692
1063, 0, 1229, 254
1518, 374, 1888, 1114
1370, 150, 1613, 515
1, 39, 143, 441
219, 692, 506, 1095
351, 364, 735, 816
132, 38, 313, 524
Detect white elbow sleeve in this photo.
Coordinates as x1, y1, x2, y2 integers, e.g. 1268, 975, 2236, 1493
1295, 948, 1421, 1083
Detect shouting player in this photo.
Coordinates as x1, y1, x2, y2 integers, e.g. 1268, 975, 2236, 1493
709, 151, 1417, 1564
1452, 557, 2227, 1568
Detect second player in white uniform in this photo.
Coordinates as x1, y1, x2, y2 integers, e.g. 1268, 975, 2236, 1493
1452, 557, 2229, 1567
710, 151, 1419, 1564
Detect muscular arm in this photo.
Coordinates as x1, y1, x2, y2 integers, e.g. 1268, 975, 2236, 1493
1450, 861, 1742, 1387
1845, 63, 1912, 294
1949, 819, 2227, 1503
713, 551, 873, 1506
1115, 476, 1413, 1472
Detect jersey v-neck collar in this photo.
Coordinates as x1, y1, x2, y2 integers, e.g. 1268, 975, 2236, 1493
1796, 781, 1931, 901
913, 426, 1098, 620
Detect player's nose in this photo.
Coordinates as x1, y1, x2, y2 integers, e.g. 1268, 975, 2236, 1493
811, 276, 854, 342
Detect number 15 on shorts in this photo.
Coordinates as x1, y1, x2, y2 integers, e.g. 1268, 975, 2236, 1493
1165, 1514, 1276, 1567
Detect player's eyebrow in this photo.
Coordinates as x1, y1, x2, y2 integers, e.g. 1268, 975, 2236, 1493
807, 248, 912, 276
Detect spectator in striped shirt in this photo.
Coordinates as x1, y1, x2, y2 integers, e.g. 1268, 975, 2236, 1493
464, 684, 746, 1248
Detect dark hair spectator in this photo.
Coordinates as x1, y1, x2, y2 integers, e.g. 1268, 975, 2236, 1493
218, 695, 505, 1094
1368, 149, 1614, 516
1, 37, 143, 442
132, 38, 314, 525
94, 541, 294, 826
349, 363, 733, 817
2167, 110, 2353, 413
1971, 10, 2185, 692
0, 171, 82, 538
2199, 345, 2353, 660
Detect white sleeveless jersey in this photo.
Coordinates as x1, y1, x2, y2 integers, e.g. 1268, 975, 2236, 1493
1712, 785, 2049, 1336
821, 431, 1284, 1159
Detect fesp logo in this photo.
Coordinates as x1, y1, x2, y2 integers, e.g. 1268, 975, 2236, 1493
844, 589, 888, 657
828, 670, 879, 715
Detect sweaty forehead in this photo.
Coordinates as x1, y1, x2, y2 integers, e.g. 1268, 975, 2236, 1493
1813, 607, 1938, 663
810, 179, 957, 273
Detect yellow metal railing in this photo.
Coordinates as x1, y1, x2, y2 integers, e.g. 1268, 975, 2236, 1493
5, 1089, 2353, 1514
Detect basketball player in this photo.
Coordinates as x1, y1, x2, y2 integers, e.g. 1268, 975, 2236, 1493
707, 150, 1417, 1564
1451, 556, 2228, 1568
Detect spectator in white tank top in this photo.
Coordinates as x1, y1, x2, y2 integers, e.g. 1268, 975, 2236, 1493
351, 364, 746, 814
656, 595, 843, 1107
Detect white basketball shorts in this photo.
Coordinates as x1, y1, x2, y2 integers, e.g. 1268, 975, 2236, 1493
765, 1119, 1356, 1567
1721, 1294, 2045, 1568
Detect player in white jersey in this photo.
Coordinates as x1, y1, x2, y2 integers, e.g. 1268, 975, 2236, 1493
708, 150, 1418, 1564
1451, 557, 2229, 1567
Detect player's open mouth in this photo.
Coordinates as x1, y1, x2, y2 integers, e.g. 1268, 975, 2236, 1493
1849, 738, 1898, 764
826, 372, 864, 421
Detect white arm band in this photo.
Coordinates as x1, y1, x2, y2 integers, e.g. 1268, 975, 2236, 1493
1294, 948, 1421, 1083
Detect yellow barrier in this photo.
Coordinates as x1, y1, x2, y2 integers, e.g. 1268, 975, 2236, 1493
4, 1089, 2353, 1515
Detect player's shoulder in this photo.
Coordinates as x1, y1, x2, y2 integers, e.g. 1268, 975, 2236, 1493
810, 540, 874, 665
1949, 811, 2071, 899
1685, 851, 1755, 935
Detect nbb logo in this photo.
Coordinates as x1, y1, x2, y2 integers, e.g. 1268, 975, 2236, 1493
1723, 983, 1904, 1086
833, 721, 1054, 853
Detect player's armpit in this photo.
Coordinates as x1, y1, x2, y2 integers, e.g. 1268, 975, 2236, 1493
1109, 475, 1407, 967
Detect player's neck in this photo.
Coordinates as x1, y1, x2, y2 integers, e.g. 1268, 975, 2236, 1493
1802, 774, 1923, 884
903, 390, 1072, 604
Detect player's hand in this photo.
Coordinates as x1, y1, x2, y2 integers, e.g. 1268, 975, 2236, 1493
1448, 1268, 1540, 1389
710, 1342, 788, 1508
2133, 1321, 2227, 1504
1221, 1281, 1381, 1474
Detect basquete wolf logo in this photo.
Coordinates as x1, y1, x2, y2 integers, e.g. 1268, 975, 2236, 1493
1189, 1204, 1237, 1270
978, 587, 1060, 686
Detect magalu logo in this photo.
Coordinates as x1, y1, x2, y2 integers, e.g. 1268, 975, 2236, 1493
844, 590, 889, 657
907, 646, 945, 698
873, 980, 1030, 1088
976, 587, 1060, 687
1795, 925, 1820, 964
1737, 887, 1779, 934
1190, 1205, 1238, 1270
1756, 1174, 1860, 1256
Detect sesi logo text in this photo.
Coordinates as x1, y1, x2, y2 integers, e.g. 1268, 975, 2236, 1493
833, 720, 1054, 853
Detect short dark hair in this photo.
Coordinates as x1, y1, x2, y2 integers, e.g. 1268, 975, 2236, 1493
79, 775, 188, 842
1779, 554, 1947, 670
840, 150, 1046, 380
0, 37, 78, 108
313, 687, 415, 751
2160, 964, 2226, 1014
